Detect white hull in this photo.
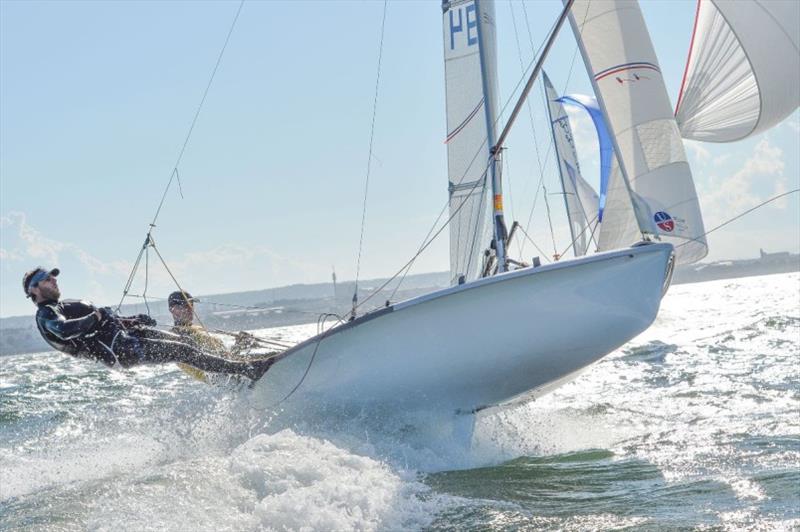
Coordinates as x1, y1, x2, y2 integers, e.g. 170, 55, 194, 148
256, 243, 673, 413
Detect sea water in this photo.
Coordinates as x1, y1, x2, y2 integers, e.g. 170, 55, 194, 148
1, 273, 798, 530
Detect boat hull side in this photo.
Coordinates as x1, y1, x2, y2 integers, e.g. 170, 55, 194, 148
258, 243, 673, 412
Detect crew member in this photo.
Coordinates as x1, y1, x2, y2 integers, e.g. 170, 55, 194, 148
23, 267, 272, 381
168, 290, 261, 357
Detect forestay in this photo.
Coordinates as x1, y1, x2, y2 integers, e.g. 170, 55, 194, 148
543, 72, 599, 257
442, 0, 499, 283
567, 0, 707, 265
675, 0, 800, 143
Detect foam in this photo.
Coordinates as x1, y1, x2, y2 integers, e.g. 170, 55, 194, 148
0, 434, 164, 500
230, 430, 440, 531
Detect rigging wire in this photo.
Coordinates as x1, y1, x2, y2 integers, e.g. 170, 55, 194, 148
352, 0, 389, 318
556, 212, 599, 259
148, 237, 208, 331
541, 185, 559, 258
117, 0, 245, 311
143, 244, 151, 316
675, 189, 800, 251
518, 0, 590, 260
149, 0, 245, 228
508, 0, 549, 253
386, 141, 490, 302
515, 223, 553, 263
351, 158, 493, 313
117, 234, 151, 311
384, 5, 572, 302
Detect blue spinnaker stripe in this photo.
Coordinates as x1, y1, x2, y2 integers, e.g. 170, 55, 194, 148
556, 94, 611, 222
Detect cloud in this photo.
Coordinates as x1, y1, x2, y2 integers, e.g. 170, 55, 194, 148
0, 248, 23, 261
712, 154, 731, 167
0, 212, 327, 316
2, 212, 64, 266
684, 140, 711, 165
0, 211, 127, 274
699, 138, 789, 223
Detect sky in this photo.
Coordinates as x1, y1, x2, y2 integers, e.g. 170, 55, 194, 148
1, 0, 798, 317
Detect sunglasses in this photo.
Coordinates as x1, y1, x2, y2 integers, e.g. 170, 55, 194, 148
28, 271, 53, 291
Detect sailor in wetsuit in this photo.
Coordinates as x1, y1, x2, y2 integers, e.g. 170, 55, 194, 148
168, 291, 227, 354
23, 267, 273, 381
168, 291, 260, 357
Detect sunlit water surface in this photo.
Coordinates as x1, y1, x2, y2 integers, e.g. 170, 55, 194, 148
1, 273, 798, 530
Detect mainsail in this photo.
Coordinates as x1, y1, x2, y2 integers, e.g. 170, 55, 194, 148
676, 0, 800, 142
543, 72, 599, 257
442, 0, 499, 283
567, 0, 707, 265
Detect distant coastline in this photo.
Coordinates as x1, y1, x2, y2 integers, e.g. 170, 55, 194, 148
672, 248, 800, 285
2, 250, 798, 356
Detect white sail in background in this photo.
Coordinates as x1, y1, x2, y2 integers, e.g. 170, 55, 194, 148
567, 0, 707, 265
442, 0, 499, 283
543, 72, 598, 257
675, 0, 800, 143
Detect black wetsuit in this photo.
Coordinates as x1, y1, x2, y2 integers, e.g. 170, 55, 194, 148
34, 299, 271, 380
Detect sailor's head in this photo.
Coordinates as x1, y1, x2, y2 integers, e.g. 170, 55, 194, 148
23, 267, 61, 304
168, 290, 194, 326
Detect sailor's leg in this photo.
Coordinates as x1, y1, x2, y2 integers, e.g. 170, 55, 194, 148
114, 333, 273, 380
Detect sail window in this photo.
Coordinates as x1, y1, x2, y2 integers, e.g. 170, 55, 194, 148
636, 119, 687, 173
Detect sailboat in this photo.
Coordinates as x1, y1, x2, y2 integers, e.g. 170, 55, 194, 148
248, 0, 798, 415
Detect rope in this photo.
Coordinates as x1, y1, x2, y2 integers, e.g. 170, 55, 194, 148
352, 0, 389, 317
260, 312, 344, 408
211, 329, 294, 350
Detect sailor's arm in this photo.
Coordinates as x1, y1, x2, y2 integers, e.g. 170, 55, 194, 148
37, 305, 101, 341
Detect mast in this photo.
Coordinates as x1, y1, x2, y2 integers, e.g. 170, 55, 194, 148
474, 0, 507, 272
475, 0, 508, 272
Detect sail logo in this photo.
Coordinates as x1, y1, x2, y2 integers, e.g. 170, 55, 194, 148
448, 3, 477, 50
616, 72, 650, 84
595, 62, 660, 83
654, 211, 675, 232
